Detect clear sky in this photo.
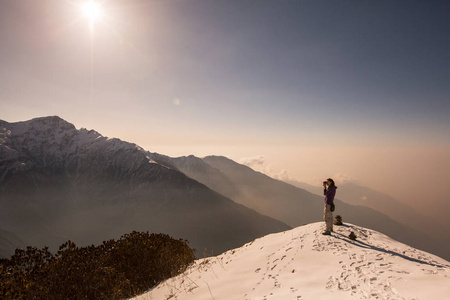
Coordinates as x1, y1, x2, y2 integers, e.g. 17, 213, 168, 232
1, 0, 450, 216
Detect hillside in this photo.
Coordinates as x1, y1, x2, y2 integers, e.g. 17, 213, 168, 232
0, 229, 26, 259
0, 116, 289, 257
133, 222, 450, 300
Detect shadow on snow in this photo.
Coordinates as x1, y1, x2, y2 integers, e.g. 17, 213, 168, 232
331, 225, 449, 269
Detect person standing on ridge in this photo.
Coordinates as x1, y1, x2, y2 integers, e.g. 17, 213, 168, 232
322, 178, 337, 235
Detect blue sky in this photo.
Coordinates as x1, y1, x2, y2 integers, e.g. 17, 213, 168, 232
1, 0, 450, 214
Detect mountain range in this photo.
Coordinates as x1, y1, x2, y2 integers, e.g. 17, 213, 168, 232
0, 116, 288, 257
0, 116, 447, 263
169, 155, 448, 260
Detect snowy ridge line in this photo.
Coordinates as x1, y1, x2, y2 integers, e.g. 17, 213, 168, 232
133, 222, 450, 300
0, 116, 174, 181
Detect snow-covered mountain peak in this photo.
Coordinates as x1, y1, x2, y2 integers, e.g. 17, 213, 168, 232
0, 116, 138, 152
1, 116, 81, 153
1, 116, 75, 137
22, 116, 149, 149
134, 222, 450, 300
0, 116, 170, 183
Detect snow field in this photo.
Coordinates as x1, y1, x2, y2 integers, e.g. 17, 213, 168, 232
133, 222, 450, 300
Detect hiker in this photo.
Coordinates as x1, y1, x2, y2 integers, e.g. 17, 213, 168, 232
322, 178, 337, 235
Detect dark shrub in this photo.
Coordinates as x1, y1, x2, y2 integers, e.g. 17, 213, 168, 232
0, 246, 54, 299
0, 232, 195, 299
45, 240, 133, 299
107, 232, 196, 295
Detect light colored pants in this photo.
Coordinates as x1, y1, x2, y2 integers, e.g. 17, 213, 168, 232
324, 204, 333, 232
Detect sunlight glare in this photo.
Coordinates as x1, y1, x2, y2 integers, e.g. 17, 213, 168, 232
82, 1, 103, 22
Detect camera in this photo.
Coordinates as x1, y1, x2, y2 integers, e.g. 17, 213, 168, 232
323, 181, 327, 185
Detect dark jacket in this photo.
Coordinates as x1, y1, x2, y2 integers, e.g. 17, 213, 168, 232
324, 185, 337, 205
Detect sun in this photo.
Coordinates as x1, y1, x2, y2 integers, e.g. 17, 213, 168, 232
82, 1, 103, 22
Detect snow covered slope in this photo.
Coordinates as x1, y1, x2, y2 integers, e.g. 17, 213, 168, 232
133, 222, 450, 300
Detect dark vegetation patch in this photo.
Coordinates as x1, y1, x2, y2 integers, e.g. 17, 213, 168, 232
0, 232, 195, 299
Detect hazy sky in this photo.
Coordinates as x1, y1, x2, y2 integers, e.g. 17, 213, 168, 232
1, 0, 449, 216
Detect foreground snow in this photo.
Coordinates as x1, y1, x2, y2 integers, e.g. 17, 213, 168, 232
133, 222, 450, 300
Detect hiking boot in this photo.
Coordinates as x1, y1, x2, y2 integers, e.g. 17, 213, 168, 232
322, 231, 331, 235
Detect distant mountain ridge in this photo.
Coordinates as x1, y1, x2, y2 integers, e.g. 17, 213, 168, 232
287, 180, 449, 258
170, 155, 448, 261
287, 180, 443, 232
0, 116, 289, 258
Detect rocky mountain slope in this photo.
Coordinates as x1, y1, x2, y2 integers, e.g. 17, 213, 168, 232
133, 222, 450, 300
0, 116, 289, 257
